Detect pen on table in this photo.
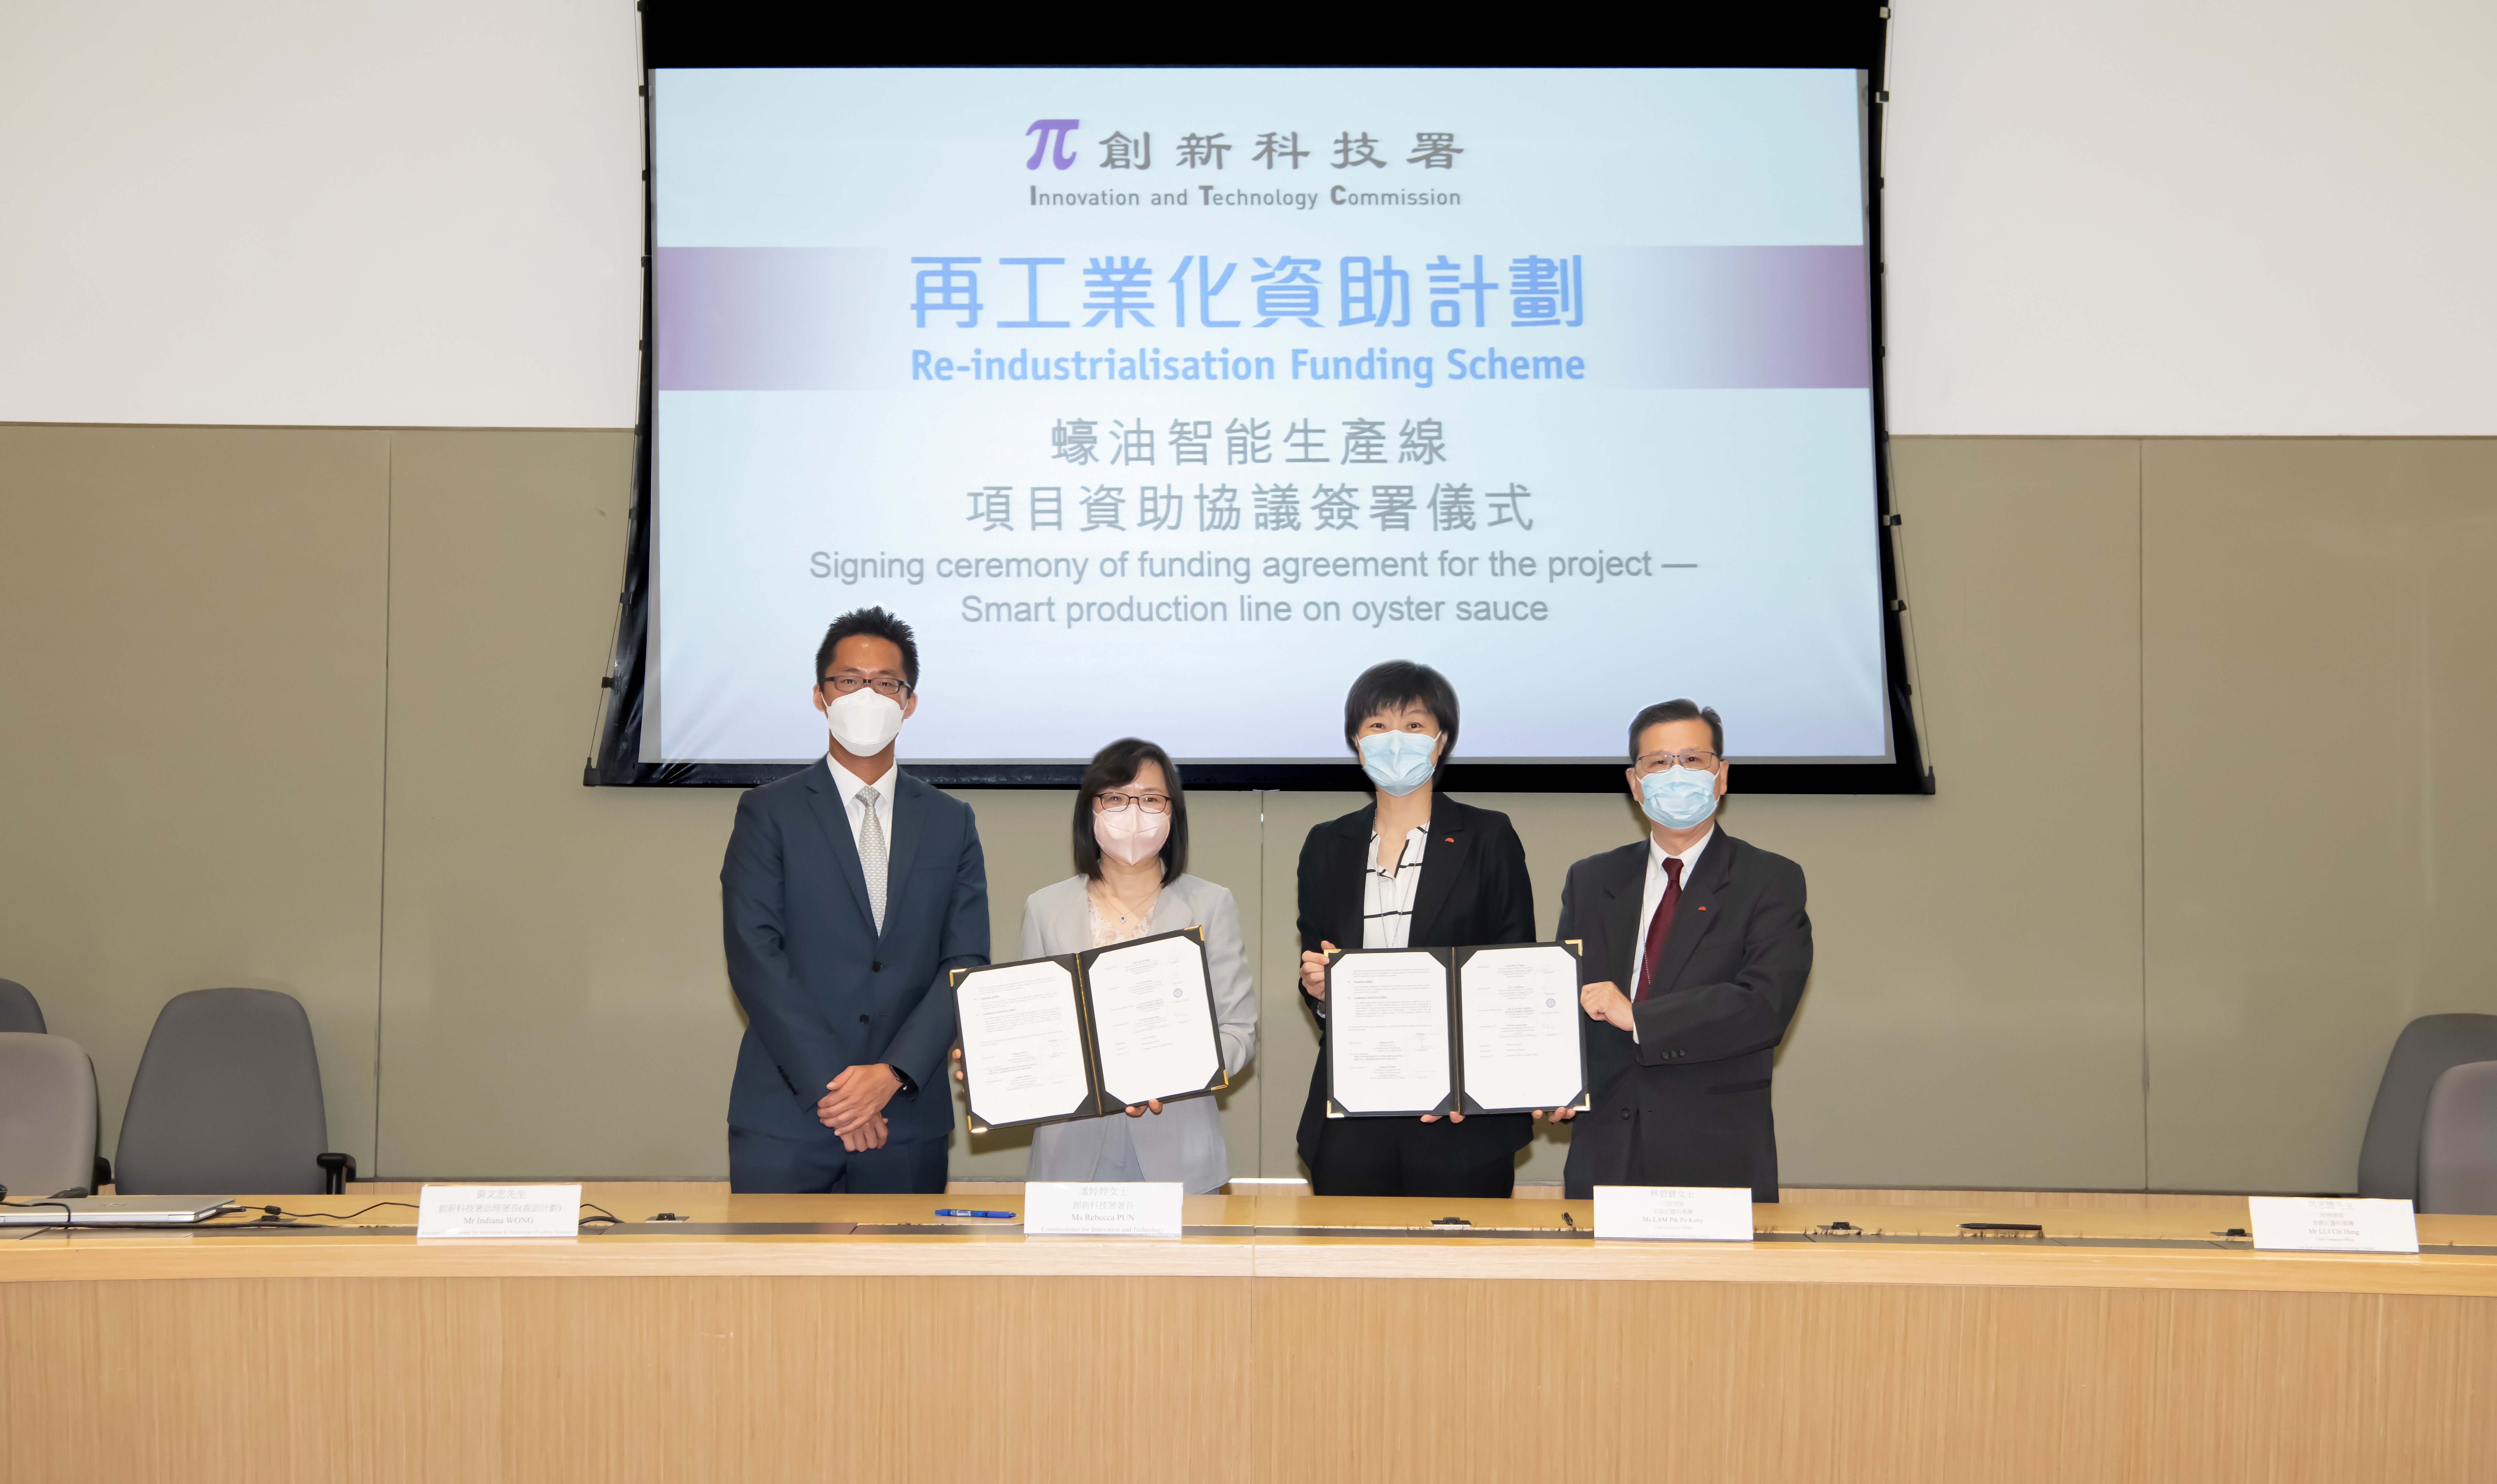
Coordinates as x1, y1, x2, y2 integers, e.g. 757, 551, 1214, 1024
934, 1208, 1017, 1219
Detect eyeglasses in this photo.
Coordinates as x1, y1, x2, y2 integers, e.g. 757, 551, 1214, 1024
1094, 793, 1172, 814
819, 674, 911, 699
1634, 750, 1722, 774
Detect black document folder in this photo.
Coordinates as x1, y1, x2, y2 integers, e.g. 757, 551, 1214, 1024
952, 926, 1227, 1133
1323, 940, 1592, 1119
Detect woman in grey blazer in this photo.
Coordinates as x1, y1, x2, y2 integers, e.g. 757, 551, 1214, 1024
1021, 737, 1256, 1193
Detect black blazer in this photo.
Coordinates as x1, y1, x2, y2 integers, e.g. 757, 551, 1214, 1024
720, 759, 991, 1145
1293, 794, 1536, 1169
1556, 829, 1811, 1201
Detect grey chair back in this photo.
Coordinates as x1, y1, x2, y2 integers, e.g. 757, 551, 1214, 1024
116, 988, 329, 1196
0, 1033, 99, 1200
2356, 1013, 2497, 1200
2418, 1061, 2497, 1215
0, 979, 44, 1034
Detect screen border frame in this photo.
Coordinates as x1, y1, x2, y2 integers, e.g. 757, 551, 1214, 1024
592, 9, 1931, 796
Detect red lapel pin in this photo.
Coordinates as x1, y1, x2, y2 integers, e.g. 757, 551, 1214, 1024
1696, 906, 1707, 911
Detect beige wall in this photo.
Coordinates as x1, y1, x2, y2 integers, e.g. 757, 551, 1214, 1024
0, 427, 390, 1172
5, 426, 2493, 1191
2141, 440, 2497, 1190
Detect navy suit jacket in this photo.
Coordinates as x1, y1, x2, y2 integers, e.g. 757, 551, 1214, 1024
720, 758, 989, 1145
1556, 829, 1811, 1202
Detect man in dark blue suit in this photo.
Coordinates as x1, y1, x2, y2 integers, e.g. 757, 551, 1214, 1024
720, 607, 989, 1193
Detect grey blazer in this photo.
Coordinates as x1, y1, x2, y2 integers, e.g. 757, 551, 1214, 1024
1019, 873, 1256, 1193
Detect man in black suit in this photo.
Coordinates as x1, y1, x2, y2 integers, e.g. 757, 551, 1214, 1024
1547, 700, 1812, 1202
719, 607, 989, 1194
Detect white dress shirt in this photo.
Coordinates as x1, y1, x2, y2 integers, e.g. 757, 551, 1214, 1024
1313, 824, 1429, 1021
1628, 827, 1713, 1041
825, 753, 896, 871
1361, 825, 1430, 949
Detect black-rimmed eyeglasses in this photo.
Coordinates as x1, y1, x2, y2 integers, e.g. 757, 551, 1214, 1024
1094, 793, 1172, 814
819, 675, 911, 699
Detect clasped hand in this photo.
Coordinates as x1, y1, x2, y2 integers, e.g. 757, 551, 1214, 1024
817, 1062, 900, 1152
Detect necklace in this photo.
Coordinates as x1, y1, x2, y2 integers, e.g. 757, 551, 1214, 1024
1091, 880, 1159, 934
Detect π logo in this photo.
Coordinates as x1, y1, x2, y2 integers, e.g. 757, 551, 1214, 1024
1025, 119, 1079, 171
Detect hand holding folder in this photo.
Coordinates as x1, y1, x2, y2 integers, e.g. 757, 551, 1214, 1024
952, 926, 1229, 1133
1324, 941, 1593, 1120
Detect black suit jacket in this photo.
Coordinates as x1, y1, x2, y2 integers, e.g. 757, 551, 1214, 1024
720, 759, 990, 1145
1557, 829, 1811, 1202
1294, 794, 1536, 1170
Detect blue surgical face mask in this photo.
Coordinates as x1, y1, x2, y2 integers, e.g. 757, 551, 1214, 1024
1640, 766, 1719, 830
1358, 730, 1439, 796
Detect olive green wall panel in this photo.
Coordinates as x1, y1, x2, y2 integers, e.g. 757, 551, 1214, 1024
7, 425, 2490, 1192
0, 425, 390, 1171
2143, 439, 2497, 1192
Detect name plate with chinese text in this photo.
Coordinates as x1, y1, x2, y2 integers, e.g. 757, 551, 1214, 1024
1592, 1185, 1755, 1242
1022, 1181, 1184, 1237
2248, 1196, 2418, 1254
416, 1184, 583, 1239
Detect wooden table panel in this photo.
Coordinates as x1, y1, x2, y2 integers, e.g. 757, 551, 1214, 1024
1252, 1277, 2497, 1484
7, 1192, 2496, 1483
2, 1275, 1251, 1484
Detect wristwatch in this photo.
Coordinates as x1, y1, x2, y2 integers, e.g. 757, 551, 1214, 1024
889, 1063, 918, 1097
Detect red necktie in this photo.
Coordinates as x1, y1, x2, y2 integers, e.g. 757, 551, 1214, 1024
1634, 858, 1683, 1002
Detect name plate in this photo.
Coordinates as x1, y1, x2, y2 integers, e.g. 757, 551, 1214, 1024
416, 1183, 583, 1239
2248, 1195, 2418, 1254
1022, 1181, 1184, 1237
1592, 1185, 1755, 1242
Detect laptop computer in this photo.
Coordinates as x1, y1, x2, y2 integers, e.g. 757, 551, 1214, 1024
0, 1195, 234, 1225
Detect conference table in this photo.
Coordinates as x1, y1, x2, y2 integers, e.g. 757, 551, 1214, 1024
5, 1188, 2492, 1483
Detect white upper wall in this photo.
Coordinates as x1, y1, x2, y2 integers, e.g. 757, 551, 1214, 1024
0, 1, 2489, 433
1884, 0, 2497, 434
0, 2, 643, 429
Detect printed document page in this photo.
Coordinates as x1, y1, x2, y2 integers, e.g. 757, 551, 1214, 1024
1329, 950, 1452, 1114
1458, 944, 1584, 1111
1087, 932, 1222, 1107
957, 958, 1091, 1125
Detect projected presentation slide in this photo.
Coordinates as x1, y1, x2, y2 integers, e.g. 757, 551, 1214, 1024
649, 68, 1885, 767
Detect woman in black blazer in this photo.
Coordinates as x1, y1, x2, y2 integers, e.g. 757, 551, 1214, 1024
1293, 661, 1536, 1196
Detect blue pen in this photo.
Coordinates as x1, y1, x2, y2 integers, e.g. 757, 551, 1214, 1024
934, 1208, 1017, 1219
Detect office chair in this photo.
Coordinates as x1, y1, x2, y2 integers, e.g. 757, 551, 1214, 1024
0, 979, 44, 1034
115, 988, 354, 1196
2418, 1061, 2497, 1216
2356, 1013, 2497, 1201
0, 1033, 100, 1201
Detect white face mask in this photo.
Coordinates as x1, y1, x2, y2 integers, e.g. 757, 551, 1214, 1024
1095, 804, 1171, 866
823, 687, 906, 757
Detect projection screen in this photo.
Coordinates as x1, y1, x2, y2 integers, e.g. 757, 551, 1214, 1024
599, 49, 1922, 793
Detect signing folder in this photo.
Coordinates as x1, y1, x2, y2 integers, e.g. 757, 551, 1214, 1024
952, 926, 1228, 1132
1324, 941, 1591, 1118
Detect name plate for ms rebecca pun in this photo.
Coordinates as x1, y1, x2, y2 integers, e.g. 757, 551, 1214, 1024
1592, 1185, 1756, 1242
416, 1183, 583, 1239
2248, 1195, 2419, 1254
1022, 1181, 1185, 1237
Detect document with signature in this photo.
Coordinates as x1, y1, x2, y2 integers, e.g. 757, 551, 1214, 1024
1325, 949, 1456, 1116
953, 956, 1095, 1129
1325, 942, 1588, 1118
953, 927, 1226, 1131
1083, 929, 1224, 1111
1456, 943, 1589, 1114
